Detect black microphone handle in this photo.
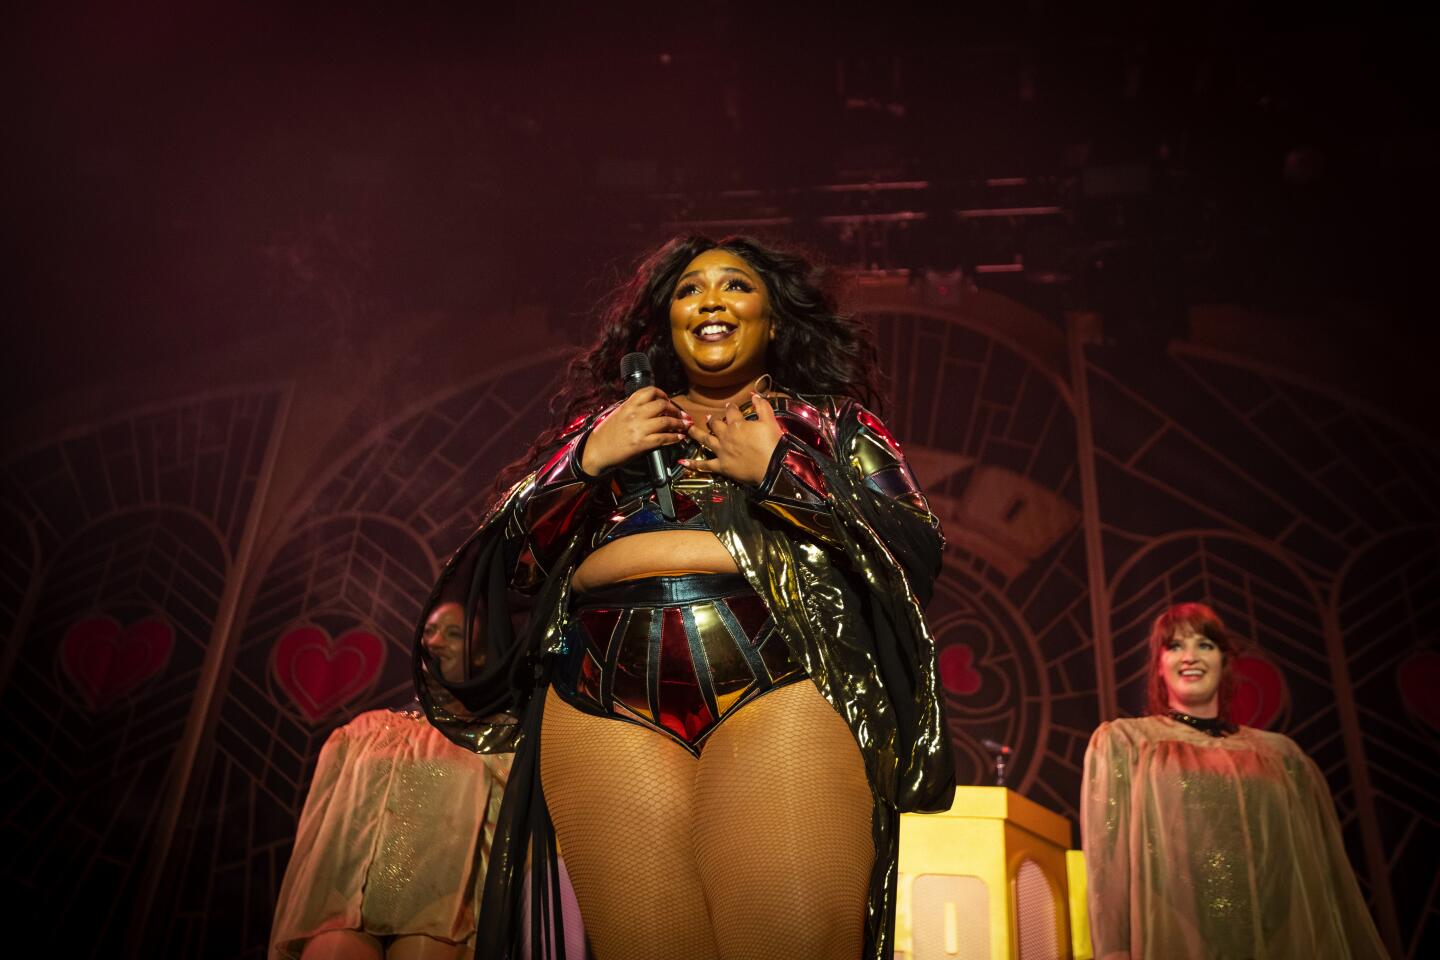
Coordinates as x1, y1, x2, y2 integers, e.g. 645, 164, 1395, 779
647, 447, 674, 501
620, 353, 676, 519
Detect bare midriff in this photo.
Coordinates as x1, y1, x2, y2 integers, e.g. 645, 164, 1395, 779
570, 530, 739, 593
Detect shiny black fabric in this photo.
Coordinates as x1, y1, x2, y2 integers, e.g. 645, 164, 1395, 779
413, 393, 956, 959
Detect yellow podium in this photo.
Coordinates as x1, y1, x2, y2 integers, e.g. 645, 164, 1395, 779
895, 787, 1090, 960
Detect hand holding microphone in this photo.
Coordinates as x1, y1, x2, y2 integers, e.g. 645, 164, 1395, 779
579, 353, 690, 517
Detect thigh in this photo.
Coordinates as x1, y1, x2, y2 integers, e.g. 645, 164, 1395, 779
693, 680, 875, 960
384, 935, 469, 960
300, 930, 384, 960
540, 688, 718, 960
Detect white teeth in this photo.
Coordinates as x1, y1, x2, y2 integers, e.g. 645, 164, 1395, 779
698, 323, 733, 337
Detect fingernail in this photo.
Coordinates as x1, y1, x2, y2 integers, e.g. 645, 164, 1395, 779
678, 458, 691, 466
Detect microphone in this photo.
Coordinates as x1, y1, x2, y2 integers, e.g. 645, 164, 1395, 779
620, 352, 676, 520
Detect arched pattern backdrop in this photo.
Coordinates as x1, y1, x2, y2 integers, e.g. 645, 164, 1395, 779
0, 390, 283, 959
863, 309, 1091, 818
3, 300, 1438, 956
154, 353, 569, 959
1086, 343, 1440, 953
1, 508, 230, 950
1335, 527, 1440, 960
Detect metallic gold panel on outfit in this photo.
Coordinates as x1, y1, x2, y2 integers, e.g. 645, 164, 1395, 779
850, 429, 900, 478
768, 396, 833, 455
691, 600, 754, 710
759, 501, 835, 543
608, 609, 654, 724
758, 629, 801, 685
682, 603, 723, 718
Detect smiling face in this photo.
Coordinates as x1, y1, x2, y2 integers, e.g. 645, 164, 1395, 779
422, 602, 469, 684
1160, 623, 1225, 717
668, 248, 774, 390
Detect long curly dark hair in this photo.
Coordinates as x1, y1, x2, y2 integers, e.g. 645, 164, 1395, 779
499, 235, 884, 488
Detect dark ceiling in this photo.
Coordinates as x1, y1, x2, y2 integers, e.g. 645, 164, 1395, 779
7, 2, 1438, 418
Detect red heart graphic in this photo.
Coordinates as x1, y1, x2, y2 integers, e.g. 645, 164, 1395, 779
59, 616, 175, 710
1230, 654, 1287, 729
273, 625, 385, 723
1396, 651, 1440, 731
940, 643, 983, 696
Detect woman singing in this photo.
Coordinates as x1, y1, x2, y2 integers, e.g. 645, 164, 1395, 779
413, 236, 955, 960
1082, 602, 1389, 959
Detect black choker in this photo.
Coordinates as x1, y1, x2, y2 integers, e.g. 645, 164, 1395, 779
1167, 710, 1236, 738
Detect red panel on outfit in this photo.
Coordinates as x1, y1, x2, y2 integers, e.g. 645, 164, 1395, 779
538, 440, 575, 479
856, 407, 903, 454
724, 595, 770, 645
782, 447, 830, 498
776, 402, 832, 455
579, 608, 622, 652
657, 606, 713, 742
672, 491, 700, 522
527, 489, 589, 548
578, 651, 604, 701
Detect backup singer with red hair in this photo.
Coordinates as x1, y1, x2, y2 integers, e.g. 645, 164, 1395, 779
1081, 602, 1389, 960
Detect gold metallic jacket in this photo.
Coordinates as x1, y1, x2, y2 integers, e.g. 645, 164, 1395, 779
414, 393, 956, 959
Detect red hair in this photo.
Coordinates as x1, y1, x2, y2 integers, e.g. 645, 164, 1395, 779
1144, 602, 1243, 721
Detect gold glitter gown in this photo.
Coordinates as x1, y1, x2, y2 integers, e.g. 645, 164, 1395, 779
413, 394, 957, 960
269, 709, 510, 959
1081, 715, 1390, 960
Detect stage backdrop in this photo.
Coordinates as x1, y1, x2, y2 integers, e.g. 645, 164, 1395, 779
2, 287, 1435, 959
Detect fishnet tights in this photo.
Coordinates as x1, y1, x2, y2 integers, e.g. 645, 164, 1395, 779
540, 682, 874, 960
